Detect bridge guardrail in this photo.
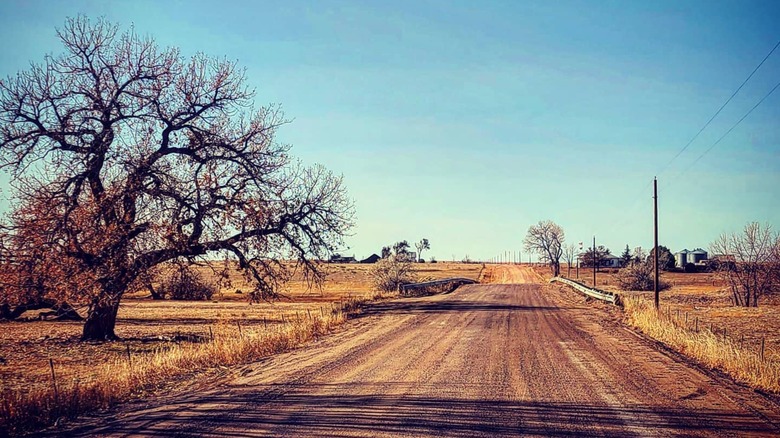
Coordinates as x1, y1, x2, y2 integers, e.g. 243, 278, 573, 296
399, 277, 477, 296
550, 277, 617, 304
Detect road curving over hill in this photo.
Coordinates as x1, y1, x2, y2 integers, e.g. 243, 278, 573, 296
56, 265, 780, 437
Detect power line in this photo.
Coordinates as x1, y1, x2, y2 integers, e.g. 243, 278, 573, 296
657, 39, 780, 176
679, 78, 780, 173
602, 39, 780, 242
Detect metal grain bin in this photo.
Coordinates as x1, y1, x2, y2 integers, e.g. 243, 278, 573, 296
675, 249, 689, 268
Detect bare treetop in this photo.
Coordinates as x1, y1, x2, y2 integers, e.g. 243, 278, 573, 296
524, 220, 565, 277
0, 16, 354, 340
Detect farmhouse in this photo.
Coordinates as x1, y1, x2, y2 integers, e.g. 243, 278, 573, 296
328, 254, 356, 263
602, 255, 622, 268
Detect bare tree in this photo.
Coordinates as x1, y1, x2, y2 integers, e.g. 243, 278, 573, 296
632, 246, 646, 265
524, 220, 565, 277
0, 17, 353, 340
710, 222, 779, 307
415, 238, 430, 262
393, 240, 410, 255
369, 254, 417, 292
562, 243, 577, 277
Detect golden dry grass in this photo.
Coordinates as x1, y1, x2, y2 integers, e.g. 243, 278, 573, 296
0, 261, 480, 435
1, 300, 356, 435
554, 266, 780, 392
622, 295, 780, 393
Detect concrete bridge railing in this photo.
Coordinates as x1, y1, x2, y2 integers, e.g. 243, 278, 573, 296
550, 277, 618, 305
399, 277, 478, 297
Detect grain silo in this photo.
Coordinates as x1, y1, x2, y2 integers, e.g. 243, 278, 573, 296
675, 249, 689, 268
689, 248, 708, 264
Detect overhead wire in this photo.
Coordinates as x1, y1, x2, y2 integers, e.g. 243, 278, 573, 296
676, 78, 780, 175
656, 39, 780, 176
603, 39, 780, 240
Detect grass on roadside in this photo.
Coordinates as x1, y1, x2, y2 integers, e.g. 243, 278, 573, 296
622, 295, 780, 393
0, 297, 365, 436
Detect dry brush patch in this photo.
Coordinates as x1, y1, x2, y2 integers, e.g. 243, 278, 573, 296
0, 299, 358, 435
622, 295, 780, 393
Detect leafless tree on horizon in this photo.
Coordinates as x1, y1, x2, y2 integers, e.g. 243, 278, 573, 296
0, 16, 354, 340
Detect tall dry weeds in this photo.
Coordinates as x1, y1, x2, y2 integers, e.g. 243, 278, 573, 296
0, 298, 364, 436
622, 295, 780, 393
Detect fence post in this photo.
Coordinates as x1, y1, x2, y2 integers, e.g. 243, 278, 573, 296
49, 359, 59, 413
209, 326, 214, 341
126, 344, 132, 367
237, 321, 243, 338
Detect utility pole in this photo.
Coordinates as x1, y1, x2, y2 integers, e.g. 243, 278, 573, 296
593, 236, 597, 288
654, 177, 660, 310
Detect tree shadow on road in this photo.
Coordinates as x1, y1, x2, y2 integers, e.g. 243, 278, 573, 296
362, 300, 562, 316
56, 382, 778, 437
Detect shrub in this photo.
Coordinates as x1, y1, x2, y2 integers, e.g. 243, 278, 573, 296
615, 262, 670, 291
158, 266, 217, 300
370, 255, 417, 292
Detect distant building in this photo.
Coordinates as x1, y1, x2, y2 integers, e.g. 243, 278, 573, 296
577, 253, 623, 268
360, 254, 381, 264
675, 248, 708, 268
396, 251, 417, 262
675, 249, 689, 268
603, 255, 622, 268
329, 254, 356, 263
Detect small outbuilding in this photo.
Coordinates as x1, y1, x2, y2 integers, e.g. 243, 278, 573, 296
360, 254, 381, 264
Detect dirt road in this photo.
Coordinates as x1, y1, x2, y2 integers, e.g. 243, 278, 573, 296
58, 265, 780, 437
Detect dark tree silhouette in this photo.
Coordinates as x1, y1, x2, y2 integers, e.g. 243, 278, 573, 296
524, 220, 565, 276
0, 17, 353, 340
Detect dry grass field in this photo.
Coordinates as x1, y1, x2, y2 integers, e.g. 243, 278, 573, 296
0, 261, 482, 434
548, 265, 780, 392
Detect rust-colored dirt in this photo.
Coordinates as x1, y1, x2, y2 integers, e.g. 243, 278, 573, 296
52, 266, 780, 437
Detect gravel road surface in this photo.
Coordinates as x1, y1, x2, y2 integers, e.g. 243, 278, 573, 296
56, 265, 780, 437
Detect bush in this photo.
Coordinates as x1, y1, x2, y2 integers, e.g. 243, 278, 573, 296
616, 262, 670, 291
158, 266, 217, 300
370, 256, 417, 292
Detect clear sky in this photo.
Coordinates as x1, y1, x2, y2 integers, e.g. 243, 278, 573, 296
1, 0, 778, 262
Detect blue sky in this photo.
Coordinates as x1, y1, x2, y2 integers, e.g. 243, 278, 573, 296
1, 0, 778, 262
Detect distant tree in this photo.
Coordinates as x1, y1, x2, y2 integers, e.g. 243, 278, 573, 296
647, 246, 676, 271
370, 254, 417, 292
415, 238, 430, 262
710, 222, 779, 307
0, 17, 353, 340
562, 243, 578, 277
619, 245, 632, 267
393, 240, 410, 255
580, 245, 612, 270
524, 220, 565, 276
381, 246, 392, 259
616, 260, 670, 291
633, 247, 647, 265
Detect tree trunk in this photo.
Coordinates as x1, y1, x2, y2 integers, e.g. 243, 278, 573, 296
0, 299, 82, 321
82, 299, 121, 341
149, 283, 163, 300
